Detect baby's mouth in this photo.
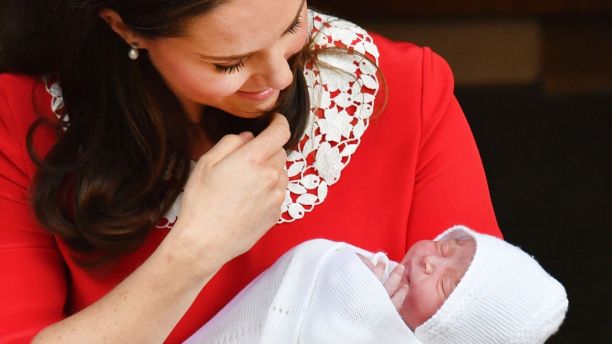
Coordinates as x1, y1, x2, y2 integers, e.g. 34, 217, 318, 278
403, 262, 412, 287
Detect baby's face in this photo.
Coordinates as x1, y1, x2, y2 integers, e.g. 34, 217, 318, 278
399, 238, 476, 330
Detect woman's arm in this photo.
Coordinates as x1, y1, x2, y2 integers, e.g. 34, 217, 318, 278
32, 234, 217, 343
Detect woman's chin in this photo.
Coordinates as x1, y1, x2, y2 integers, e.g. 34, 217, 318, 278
202, 91, 280, 119
225, 108, 268, 119
230, 103, 278, 119
235, 91, 280, 116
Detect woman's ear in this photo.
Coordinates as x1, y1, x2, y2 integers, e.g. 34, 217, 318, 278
98, 8, 147, 48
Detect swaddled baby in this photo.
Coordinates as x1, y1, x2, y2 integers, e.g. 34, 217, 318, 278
185, 226, 568, 344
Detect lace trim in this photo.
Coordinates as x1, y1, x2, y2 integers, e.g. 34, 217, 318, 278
43, 76, 69, 130
278, 11, 380, 222
43, 10, 380, 227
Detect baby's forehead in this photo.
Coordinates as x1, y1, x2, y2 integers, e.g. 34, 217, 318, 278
439, 237, 477, 274
436, 230, 474, 242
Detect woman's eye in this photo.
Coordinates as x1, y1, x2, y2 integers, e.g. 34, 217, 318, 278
212, 15, 302, 75
285, 17, 303, 35
214, 61, 245, 74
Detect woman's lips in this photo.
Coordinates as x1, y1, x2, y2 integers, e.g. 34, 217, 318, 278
236, 88, 277, 101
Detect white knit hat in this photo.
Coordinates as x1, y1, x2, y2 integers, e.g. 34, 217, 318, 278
414, 225, 569, 344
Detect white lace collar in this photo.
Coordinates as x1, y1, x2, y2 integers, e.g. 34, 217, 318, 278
44, 10, 380, 227
278, 11, 380, 222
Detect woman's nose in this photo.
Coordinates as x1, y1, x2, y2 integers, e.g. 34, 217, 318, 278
253, 50, 294, 90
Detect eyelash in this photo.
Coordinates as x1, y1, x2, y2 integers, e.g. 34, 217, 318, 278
286, 17, 303, 35
214, 61, 245, 74
213, 17, 303, 75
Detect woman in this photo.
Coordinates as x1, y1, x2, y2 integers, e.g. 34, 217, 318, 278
0, 0, 500, 342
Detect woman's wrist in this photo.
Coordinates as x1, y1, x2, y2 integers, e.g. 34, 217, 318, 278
158, 221, 227, 281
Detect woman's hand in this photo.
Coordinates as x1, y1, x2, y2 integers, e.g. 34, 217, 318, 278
169, 113, 291, 273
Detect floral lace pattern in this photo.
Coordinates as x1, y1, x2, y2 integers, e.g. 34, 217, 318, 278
278, 11, 380, 222
43, 10, 380, 227
43, 76, 69, 130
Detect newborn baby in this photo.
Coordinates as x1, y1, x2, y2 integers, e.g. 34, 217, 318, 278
185, 226, 568, 344
358, 234, 477, 331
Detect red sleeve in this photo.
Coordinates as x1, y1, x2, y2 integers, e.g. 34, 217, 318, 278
0, 76, 67, 343
405, 48, 501, 245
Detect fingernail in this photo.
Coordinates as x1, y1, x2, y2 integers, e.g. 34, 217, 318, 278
239, 131, 254, 140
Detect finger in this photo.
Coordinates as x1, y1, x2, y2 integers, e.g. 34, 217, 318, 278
357, 253, 377, 273
371, 260, 385, 282
277, 167, 289, 190
358, 253, 386, 282
240, 113, 290, 162
268, 148, 288, 170
202, 131, 254, 163
383, 264, 405, 296
390, 284, 409, 310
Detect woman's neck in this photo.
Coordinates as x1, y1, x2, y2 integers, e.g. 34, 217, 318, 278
177, 97, 212, 160
187, 126, 214, 161
182, 100, 204, 125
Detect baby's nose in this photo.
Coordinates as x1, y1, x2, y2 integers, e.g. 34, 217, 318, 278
423, 254, 440, 274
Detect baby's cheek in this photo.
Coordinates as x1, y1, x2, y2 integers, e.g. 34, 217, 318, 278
398, 297, 412, 325
400, 290, 442, 330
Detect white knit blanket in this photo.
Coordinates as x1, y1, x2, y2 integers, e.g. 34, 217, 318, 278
184, 239, 421, 344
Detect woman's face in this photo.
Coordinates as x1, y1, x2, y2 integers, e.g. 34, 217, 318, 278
142, 0, 309, 122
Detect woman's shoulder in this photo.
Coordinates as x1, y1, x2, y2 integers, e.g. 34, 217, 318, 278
370, 33, 455, 88
369, 33, 423, 57
0, 73, 57, 125
0, 72, 40, 98
0, 73, 51, 121
309, 11, 454, 90
0, 73, 37, 134
0, 73, 57, 178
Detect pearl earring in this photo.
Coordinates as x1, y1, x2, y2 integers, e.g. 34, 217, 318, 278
128, 44, 140, 60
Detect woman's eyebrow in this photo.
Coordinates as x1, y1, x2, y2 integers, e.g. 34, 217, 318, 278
198, 0, 306, 61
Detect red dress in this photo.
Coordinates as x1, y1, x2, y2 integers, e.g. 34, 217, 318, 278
0, 14, 500, 343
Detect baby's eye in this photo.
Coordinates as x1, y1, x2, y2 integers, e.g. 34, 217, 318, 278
441, 276, 456, 297
440, 242, 450, 256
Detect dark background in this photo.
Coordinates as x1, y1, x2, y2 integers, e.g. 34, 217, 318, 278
310, 1, 612, 343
